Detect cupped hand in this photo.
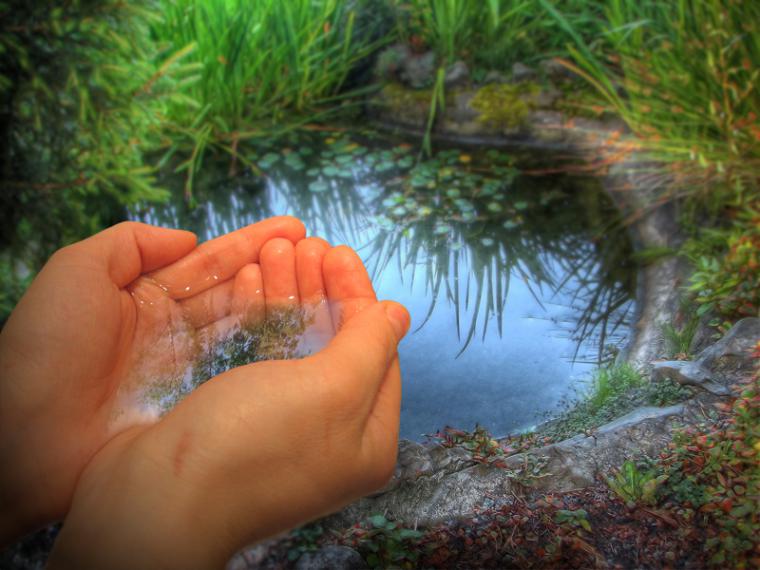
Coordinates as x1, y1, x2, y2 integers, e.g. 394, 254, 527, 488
47, 235, 410, 569
0, 217, 306, 542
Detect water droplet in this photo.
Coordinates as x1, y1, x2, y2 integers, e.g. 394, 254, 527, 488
287, 295, 296, 301
184, 286, 191, 292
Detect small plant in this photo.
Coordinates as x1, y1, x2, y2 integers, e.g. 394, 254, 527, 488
286, 523, 326, 562
662, 315, 700, 359
344, 514, 423, 569
606, 460, 668, 507
428, 425, 507, 462
643, 377, 692, 408
686, 207, 760, 322
586, 363, 644, 412
554, 508, 592, 532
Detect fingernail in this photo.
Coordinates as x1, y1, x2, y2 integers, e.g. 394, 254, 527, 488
384, 302, 410, 341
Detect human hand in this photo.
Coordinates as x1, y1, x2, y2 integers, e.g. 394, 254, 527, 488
0, 217, 306, 542
47, 237, 409, 569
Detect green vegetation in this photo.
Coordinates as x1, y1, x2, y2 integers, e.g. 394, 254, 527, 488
0, 0, 182, 274
540, 364, 691, 442
391, 0, 603, 71
685, 208, 760, 324
545, 0, 760, 211
658, 364, 760, 567
662, 314, 700, 359
606, 460, 667, 506
153, 0, 382, 195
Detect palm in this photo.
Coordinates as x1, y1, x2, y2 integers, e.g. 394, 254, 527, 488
0, 218, 306, 533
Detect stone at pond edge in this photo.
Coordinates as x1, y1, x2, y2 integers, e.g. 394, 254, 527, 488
295, 545, 367, 570
325, 405, 687, 529
511, 62, 537, 83
651, 361, 731, 396
444, 60, 470, 88
400, 51, 436, 89
696, 317, 759, 374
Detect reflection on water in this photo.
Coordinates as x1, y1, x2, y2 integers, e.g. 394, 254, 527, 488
132, 131, 637, 440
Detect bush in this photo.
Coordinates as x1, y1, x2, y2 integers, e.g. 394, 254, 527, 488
0, 0, 196, 319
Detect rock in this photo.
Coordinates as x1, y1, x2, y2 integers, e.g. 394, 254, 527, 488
539, 58, 576, 82
535, 85, 561, 108
511, 62, 536, 82
696, 317, 759, 375
295, 546, 367, 570
400, 51, 436, 89
483, 70, 509, 84
444, 60, 469, 87
652, 360, 731, 396
374, 43, 412, 80
502, 405, 685, 492
327, 405, 684, 528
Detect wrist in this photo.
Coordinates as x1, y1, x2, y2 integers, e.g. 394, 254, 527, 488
47, 428, 234, 570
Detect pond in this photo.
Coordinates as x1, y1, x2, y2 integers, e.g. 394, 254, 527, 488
131, 129, 637, 440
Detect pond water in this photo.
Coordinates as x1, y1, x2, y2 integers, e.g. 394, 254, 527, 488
132, 129, 636, 440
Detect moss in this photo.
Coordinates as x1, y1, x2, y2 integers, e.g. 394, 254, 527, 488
470, 82, 540, 128
380, 82, 434, 108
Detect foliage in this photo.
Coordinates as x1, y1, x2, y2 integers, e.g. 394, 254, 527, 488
0, 0, 200, 320
391, 0, 605, 71
342, 514, 423, 569
285, 523, 326, 562
541, 366, 690, 442
658, 359, 760, 567
586, 362, 644, 412
545, 0, 760, 209
661, 314, 700, 359
685, 206, 760, 322
606, 460, 667, 506
152, 0, 383, 194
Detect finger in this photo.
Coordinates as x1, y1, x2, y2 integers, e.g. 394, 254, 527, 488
231, 264, 265, 328
295, 238, 330, 303
322, 245, 377, 330
295, 238, 334, 354
312, 301, 409, 412
260, 238, 299, 314
177, 280, 235, 330
149, 216, 306, 300
56, 222, 197, 288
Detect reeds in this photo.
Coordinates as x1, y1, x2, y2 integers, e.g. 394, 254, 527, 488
544, 0, 760, 208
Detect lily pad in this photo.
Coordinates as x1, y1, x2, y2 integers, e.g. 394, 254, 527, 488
487, 202, 503, 213
257, 152, 280, 169
514, 200, 529, 211
308, 180, 329, 193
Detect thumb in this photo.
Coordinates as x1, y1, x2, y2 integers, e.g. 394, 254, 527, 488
60, 222, 197, 287
313, 300, 410, 398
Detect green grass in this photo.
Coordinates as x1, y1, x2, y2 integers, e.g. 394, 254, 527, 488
543, 0, 760, 210
540, 364, 691, 442
152, 0, 384, 195
392, 0, 605, 72
586, 362, 644, 411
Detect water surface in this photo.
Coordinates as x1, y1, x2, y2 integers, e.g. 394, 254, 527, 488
133, 131, 636, 439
